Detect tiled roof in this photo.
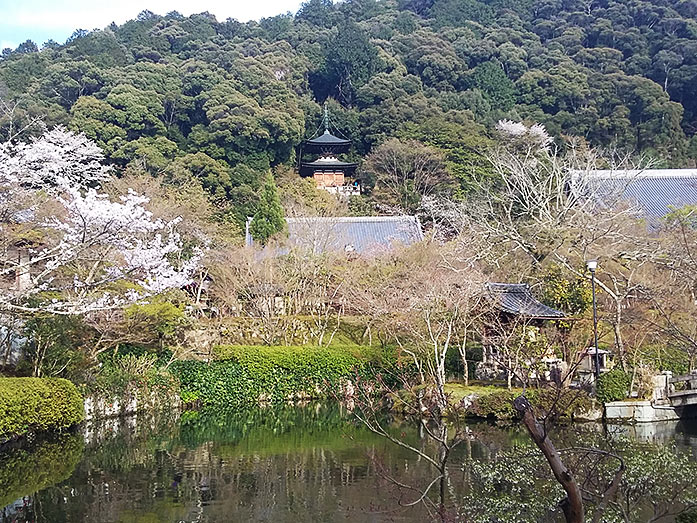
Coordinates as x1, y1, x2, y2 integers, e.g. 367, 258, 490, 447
487, 283, 565, 319
246, 216, 424, 255
300, 158, 358, 176
570, 169, 697, 218
301, 159, 357, 168
305, 130, 351, 146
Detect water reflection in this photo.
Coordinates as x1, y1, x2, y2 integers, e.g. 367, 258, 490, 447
1, 405, 697, 522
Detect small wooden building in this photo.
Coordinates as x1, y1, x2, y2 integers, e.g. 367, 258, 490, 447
478, 283, 566, 383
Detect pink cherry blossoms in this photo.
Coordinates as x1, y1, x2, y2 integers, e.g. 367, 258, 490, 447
0, 127, 202, 315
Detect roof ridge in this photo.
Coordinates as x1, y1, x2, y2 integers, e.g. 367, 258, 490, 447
574, 169, 697, 179
285, 216, 417, 222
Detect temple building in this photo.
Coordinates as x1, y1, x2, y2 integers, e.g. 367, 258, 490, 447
246, 216, 424, 256
477, 283, 567, 384
569, 168, 697, 222
299, 106, 359, 196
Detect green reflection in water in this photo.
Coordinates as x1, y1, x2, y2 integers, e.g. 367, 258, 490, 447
1, 405, 697, 523
1, 404, 442, 523
0, 433, 83, 509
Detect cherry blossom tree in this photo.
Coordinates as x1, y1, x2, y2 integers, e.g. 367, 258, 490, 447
0, 126, 110, 189
0, 127, 201, 316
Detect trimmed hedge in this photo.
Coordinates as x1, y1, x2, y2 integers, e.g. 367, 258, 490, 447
0, 378, 85, 440
171, 345, 397, 406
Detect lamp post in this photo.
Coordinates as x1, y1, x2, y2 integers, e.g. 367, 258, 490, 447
587, 259, 600, 383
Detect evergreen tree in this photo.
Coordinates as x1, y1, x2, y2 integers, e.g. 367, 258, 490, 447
320, 21, 379, 105
249, 174, 285, 245
470, 60, 515, 111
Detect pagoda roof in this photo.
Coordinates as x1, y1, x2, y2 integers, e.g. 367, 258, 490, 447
487, 283, 565, 320
301, 158, 357, 169
300, 157, 357, 176
305, 130, 351, 147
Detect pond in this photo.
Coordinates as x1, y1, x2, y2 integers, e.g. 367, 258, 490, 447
2, 404, 697, 523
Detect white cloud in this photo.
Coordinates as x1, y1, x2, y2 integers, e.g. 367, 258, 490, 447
0, 41, 17, 50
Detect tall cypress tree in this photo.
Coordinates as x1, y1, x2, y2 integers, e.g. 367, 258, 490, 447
249, 174, 285, 244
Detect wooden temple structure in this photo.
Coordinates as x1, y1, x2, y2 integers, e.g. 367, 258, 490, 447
477, 283, 567, 383
299, 105, 359, 196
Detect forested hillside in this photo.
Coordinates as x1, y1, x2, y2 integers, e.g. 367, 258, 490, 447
1, 0, 696, 226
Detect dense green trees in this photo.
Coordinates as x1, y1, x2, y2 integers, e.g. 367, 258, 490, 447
1, 0, 696, 226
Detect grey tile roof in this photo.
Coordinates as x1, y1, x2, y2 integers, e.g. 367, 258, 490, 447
487, 283, 565, 319
570, 169, 697, 219
246, 216, 424, 255
301, 159, 358, 168
305, 131, 351, 146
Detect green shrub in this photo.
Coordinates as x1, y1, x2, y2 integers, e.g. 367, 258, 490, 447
172, 345, 397, 406
526, 387, 594, 419
640, 345, 690, 375
597, 369, 631, 403
84, 349, 179, 401
677, 509, 697, 523
19, 315, 91, 380
444, 343, 483, 380
469, 390, 518, 419
466, 387, 593, 420
0, 378, 85, 440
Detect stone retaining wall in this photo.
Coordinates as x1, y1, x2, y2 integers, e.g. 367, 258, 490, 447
84, 390, 180, 422
605, 400, 682, 422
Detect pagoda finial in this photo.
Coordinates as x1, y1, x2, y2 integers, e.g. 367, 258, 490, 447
322, 102, 329, 134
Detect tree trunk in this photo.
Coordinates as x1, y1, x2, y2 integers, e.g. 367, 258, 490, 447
507, 357, 512, 390
513, 395, 584, 523
613, 299, 627, 371
461, 341, 468, 386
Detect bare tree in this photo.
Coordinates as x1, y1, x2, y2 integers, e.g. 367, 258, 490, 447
0, 91, 45, 142
208, 248, 287, 345
345, 242, 487, 410
646, 206, 697, 371
280, 248, 347, 347
364, 138, 454, 213
429, 122, 659, 372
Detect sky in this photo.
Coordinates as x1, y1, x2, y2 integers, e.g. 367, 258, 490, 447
0, 0, 305, 51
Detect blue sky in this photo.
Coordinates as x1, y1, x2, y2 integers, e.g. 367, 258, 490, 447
0, 0, 304, 50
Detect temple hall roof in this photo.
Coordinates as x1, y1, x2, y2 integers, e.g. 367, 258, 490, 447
486, 283, 565, 320
246, 216, 424, 255
569, 169, 697, 219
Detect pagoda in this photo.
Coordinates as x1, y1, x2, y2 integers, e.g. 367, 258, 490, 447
299, 104, 359, 196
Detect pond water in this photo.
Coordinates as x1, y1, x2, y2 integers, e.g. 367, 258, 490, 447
2, 404, 697, 523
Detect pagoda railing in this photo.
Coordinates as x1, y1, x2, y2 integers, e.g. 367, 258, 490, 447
324, 184, 361, 197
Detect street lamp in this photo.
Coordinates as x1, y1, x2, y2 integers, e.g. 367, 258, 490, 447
586, 259, 600, 383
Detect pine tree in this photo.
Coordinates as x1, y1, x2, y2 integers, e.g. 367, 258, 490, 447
249, 174, 285, 245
